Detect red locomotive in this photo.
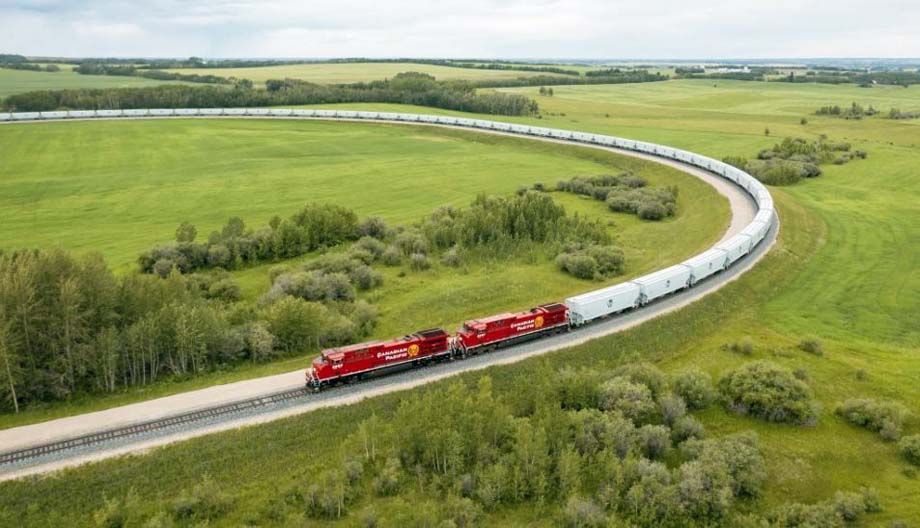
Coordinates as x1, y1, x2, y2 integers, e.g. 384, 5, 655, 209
455, 303, 569, 355
306, 304, 570, 390
306, 329, 450, 389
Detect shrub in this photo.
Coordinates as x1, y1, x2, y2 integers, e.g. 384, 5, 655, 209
723, 336, 754, 356
349, 265, 384, 291
836, 398, 909, 441
899, 435, 920, 465
587, 245, 625, 276
395, 230, 429, 256
659, 393, 687, 426
409, 253, 431, 271
381, 246, 402, 266
798, 337, 824, 356
597, 377, 656, 423
672, 368, 716, 410
718, 361, 821, 426
672, 415, 706, 443
613, 363, 667, 397
561, 496, 606, 528
171, 476, 234, 522
441, 245, 462, 267
354, 236, 387, 259
637, 200, 668, 220
638, 424, 672, 459
556, 253, 598, 280
358, 216, 388, 239
207, 278, 242, 302
263, 297, 329, 352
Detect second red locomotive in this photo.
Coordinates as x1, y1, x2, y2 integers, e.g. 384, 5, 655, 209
306, 303, 570, 389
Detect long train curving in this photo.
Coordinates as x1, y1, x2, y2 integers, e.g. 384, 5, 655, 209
0, 108, 776, 391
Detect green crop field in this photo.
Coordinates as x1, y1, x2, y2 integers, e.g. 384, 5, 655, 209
0, 67, 191, 98
162, 61, 573, 85
0, 115, 724, 428
1, 79, 918, 526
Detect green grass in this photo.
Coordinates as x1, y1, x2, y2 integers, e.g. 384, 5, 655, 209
1, 79, 918, 525
0, 116, 725, 429
163, 62, 572, 85
0, 67, 190, 98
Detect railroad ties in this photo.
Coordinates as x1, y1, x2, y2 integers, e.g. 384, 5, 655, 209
0, 387, 312, 467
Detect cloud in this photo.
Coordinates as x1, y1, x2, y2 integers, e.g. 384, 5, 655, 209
0, 0, 917, 58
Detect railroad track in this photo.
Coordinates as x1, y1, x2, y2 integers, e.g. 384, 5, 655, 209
0, 387, 312, 466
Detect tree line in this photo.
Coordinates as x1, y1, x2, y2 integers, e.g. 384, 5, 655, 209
74, 62, 239, 85
0, 62, 61, 73
0, 247, 379, 412
2, 72, 539, 115
474, 70, 668, 89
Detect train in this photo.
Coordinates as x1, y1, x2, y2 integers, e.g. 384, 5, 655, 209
0, 109, 777, 391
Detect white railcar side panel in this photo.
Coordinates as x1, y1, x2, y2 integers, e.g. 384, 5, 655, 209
565, 282, 641, 324
681, 249, 729, 283
715, 234, 753, 264
633, 265, 693, 303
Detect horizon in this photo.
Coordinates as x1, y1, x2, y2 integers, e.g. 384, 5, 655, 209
3, 1, 918, 59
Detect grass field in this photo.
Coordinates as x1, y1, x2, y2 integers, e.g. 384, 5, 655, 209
0, 79, 918, 525
162, 62, 573, 85
0, 67, 190, 98
0, 116, 725, 428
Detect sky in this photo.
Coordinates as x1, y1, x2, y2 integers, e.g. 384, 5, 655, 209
1, 0, 918, 59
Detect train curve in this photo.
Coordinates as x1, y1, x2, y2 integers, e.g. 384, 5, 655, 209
0, 109, 778, 481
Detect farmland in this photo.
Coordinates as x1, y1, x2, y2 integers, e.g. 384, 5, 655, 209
163, 61, 575, 85
0, 78, 918, 525
0, 67, 191, 98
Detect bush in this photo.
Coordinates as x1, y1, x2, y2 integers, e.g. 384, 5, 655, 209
637, 200, 668, 220
395, 230, 429, 256
409, 253, 431, 271
556, 253, 597, 280
899, 435, 920, 465
672, 415, 706, 443
171, 476, 234, 522
441, 245, 462, 267
798, 337, 824, 356
207, 278, 242, 302
597, 377, 656, 423
836, 398, 909, 441
723, 336, 754, 356
561, 496, 606, 528
358, 217, 389, 239
349, 265, 384, 291
659, 393, 687, 426
613, 363, 667, 397
381, 246, 402, 266
718, 361, 821, 426
587, 245, 625, 276
672, 368, 716, 410
354, 236, 387, 258
638, 424, 672, 459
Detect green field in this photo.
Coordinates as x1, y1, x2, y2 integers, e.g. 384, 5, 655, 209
0, 116, 725, 428
162, 62, 573, 85
1, 79, 918, 525
0, 67, 190, 98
